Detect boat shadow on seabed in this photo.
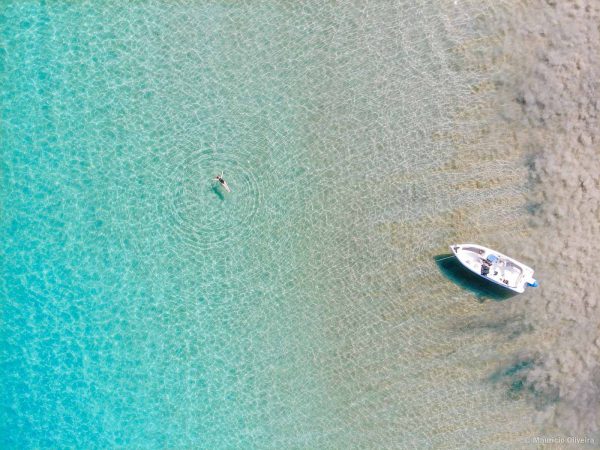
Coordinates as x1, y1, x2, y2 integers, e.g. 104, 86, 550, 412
434, 254, 518, 302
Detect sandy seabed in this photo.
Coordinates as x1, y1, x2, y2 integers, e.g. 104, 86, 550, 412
483, 0, 600, 438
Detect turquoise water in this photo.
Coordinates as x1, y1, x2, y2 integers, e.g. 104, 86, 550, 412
2, 1, 541, 448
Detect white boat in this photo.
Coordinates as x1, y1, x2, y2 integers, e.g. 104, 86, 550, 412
450, 244, 538, 293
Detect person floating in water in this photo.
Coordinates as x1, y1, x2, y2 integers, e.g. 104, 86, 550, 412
214, 171, 232, 193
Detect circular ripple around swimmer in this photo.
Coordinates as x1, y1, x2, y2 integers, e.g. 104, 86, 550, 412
163, 148, 265, 252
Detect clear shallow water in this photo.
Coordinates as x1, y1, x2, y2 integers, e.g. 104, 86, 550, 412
2, 1, 541, 448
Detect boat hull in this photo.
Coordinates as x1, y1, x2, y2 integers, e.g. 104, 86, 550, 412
450, 244, 536, 294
